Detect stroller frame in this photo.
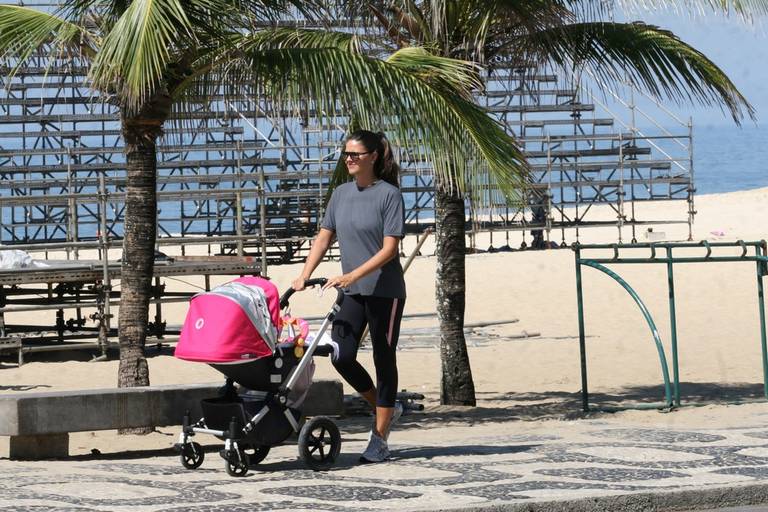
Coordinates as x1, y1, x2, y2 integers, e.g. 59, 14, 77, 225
177, 278, 344, 475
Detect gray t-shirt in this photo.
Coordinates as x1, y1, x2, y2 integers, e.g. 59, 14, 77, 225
321, 180, 406, 298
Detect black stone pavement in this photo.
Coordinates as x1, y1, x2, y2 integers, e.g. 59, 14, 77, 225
4, 402, 768, 511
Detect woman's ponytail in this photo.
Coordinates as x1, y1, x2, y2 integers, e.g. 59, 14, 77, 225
376, 132, 400, 188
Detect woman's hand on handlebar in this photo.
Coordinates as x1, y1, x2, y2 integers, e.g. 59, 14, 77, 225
291, 276, 308, 291
323, 273, 358, 291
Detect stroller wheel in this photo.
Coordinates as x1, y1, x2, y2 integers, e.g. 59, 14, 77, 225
180, 442, 205, 469
223, 448, 250, 477
242, 444, 271, 465
298, 416, 341, 471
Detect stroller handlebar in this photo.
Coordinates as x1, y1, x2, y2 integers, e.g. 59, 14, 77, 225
280, 278, 345, 309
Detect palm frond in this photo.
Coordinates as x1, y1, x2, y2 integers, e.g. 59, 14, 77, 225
253, 0, 329, 22
57, 0, 127, 29
710, 0, 768, 15
232, 27, 363, 53
391, 2, 428, 40
489, 0, 575, 32
365, 0, 435, 44
517, 21, 754, 123
612, 0, 768, 18
368, 4, 409, 48
169, 27, 368, 110
562, 0, 613, 21
184, 41, 527, 202
89, 0, 200, 110
386, 47, 482, 98
374, 0, 575, 63
0, 5, 97, 76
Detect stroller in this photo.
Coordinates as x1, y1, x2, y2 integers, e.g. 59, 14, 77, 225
173, 276, 344, 476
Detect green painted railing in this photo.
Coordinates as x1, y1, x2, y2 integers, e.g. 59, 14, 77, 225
574, 240, 768, 412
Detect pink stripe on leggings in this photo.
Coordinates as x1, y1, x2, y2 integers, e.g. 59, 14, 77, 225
387, 298, 399, 346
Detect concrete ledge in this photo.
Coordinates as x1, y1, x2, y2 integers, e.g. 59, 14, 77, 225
9, 433, 69, 459
302, 379, 344, 417
0, 379, 343, 459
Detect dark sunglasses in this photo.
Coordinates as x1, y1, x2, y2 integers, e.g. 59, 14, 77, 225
341, 151, 372, 160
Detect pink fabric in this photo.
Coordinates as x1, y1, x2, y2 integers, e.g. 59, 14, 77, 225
174, 275, 282, 363
387, 298, 399, 346
281, 315, 309, 345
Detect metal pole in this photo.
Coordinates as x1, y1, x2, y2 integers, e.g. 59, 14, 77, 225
236, 140, 244, 256
259, 165, 267, 276
98, 173, 111, 356
402, 227, 433, 273
546, 135, 552, 246
581, 259, 673, 409
757, 242, 768, 398
66, 148, 74, 260
236, 191, 244, 257
628, 82, 636, 244
687, 118, 695, 242
575, 245, 589, 411
618, 133, 624, 244
154, 276, 163, 339
666, 246, 680, 406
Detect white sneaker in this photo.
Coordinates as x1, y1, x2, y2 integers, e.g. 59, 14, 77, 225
368, 401, 404, 441
360, 431, 390, 463
386, 402, 404, 440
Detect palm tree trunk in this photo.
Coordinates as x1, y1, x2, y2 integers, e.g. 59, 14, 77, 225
435, 182, 476, 406
117, 132, 155, 391
117, 95, 170, 434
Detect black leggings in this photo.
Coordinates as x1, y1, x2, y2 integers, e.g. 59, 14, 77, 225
330, 294, 405, 407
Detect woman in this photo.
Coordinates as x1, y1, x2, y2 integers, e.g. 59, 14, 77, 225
292, 129, 406, 463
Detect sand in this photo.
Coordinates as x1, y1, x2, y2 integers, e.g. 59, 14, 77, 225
1, 187, 767, 455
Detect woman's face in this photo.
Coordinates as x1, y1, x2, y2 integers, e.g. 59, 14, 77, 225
343, 140, 377, 179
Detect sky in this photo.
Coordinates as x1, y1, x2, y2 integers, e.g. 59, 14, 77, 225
612, 8, 768, 129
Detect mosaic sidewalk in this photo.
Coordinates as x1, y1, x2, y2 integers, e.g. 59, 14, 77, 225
4, 410, 768, 511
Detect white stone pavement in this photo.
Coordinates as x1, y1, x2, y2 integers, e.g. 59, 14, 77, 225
4, 403, 768, 511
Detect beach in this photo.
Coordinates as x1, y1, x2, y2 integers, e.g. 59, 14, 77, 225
1, 187, 768, 456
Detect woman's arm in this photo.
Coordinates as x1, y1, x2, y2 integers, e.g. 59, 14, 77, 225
292, 228, 335, 290
323, 235, 399, 290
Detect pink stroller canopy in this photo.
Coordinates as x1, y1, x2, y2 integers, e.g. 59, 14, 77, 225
174, 276, 282, 363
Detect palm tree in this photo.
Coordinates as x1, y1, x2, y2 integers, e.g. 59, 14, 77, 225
361, 0, 760, 405
0, 0, 526, 408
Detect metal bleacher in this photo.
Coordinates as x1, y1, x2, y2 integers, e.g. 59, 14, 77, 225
0, 10, 694, 263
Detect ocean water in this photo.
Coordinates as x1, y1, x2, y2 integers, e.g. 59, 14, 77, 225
0, 123, 763, 194
687, 123, 768, 195
0, 122, 765, 241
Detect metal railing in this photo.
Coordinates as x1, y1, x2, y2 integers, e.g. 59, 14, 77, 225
574, 240, 768, 411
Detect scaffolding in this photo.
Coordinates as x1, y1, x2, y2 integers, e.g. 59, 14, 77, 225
0, 6, 695, 266
473, 63, 693, 249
